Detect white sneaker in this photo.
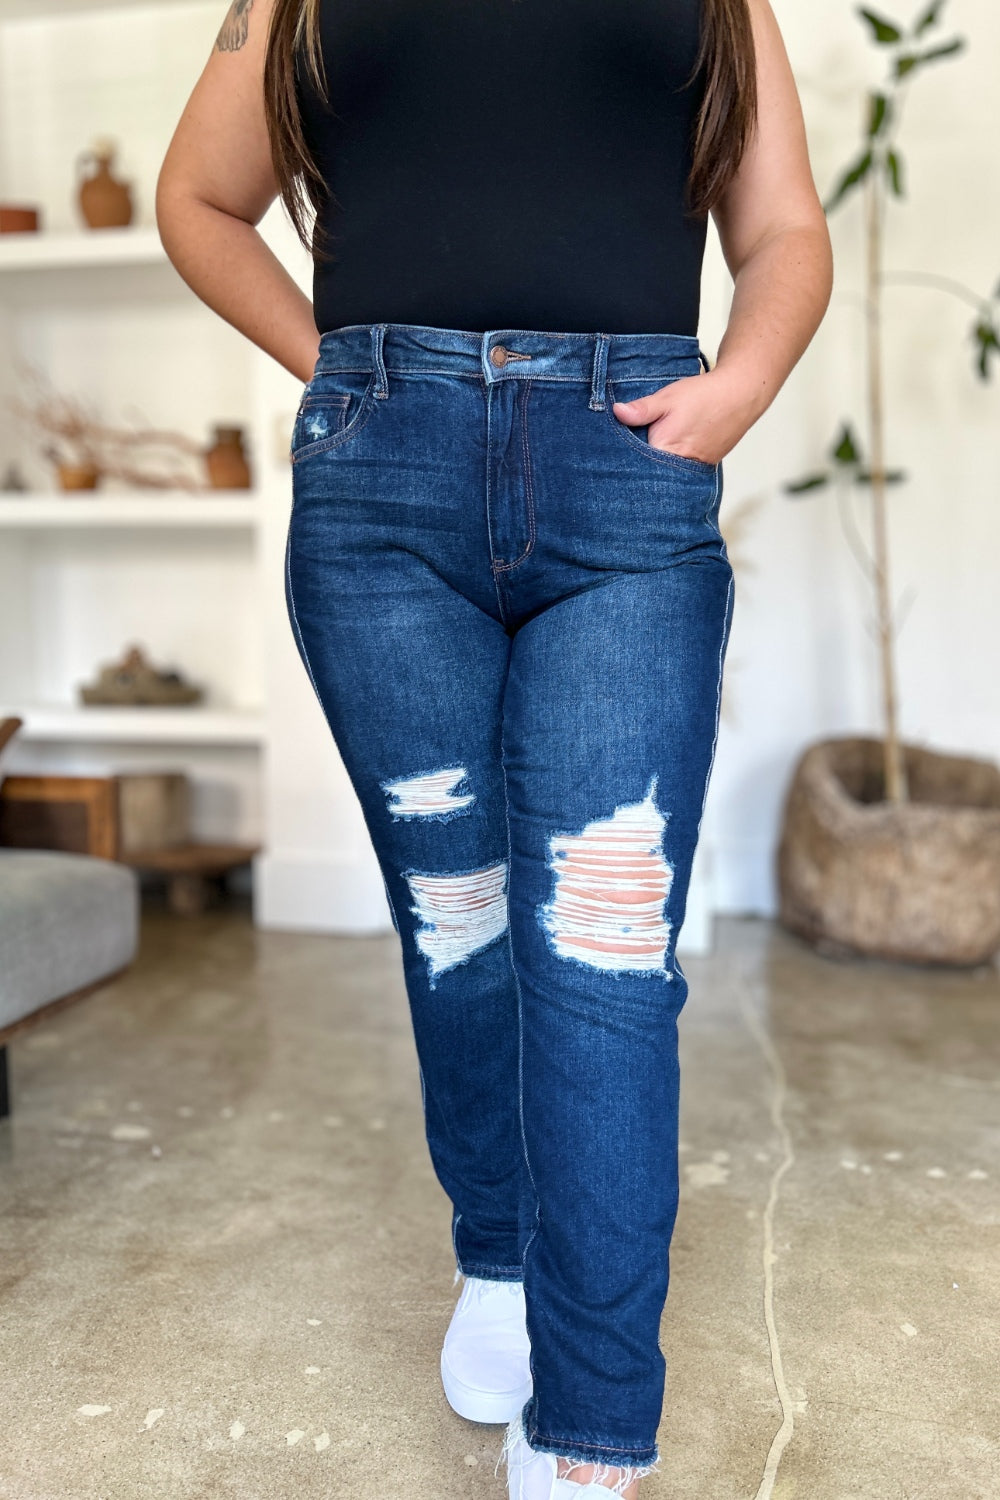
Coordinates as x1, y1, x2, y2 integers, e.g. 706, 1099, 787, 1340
498, 1414, 659, 1498
440, 1275, 533, 1423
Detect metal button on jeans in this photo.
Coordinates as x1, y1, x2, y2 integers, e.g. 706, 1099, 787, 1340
489, 344, 509, 367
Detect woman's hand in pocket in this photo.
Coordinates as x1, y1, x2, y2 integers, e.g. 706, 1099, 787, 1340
612, 366, 765, 467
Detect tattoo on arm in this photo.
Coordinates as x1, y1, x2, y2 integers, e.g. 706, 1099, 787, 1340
215, 0, 255, 53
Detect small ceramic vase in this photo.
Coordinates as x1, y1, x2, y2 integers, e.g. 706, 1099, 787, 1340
205, 426, 252, 490
77, 139, 134, 229
57, 461, 101, 491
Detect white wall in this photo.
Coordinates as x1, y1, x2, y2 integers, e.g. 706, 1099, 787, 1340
700, 0, 1000, 914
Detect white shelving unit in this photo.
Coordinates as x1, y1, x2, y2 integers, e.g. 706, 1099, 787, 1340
0, 0, 174, 14
1, 703, 265, 745
0, 0, 393, 931
0, 223, 166, 270
0, 492, 262, 527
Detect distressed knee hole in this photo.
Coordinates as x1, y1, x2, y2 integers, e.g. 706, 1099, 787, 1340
382, 766, 475, 821
406, 862, 508, 979
540, 781, 674, 975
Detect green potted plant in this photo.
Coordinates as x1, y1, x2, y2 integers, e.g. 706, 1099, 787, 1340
775, 2, 1000, 965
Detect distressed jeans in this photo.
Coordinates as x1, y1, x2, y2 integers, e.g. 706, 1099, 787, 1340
284, 322, 735, 1469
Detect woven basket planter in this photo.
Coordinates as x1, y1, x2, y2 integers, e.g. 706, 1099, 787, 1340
776, 736, 1000, 966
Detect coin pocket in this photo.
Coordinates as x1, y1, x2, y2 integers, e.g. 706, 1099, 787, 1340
290, 368, 378, 463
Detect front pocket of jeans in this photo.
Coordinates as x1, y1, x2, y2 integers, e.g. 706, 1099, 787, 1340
603, 376, 717, 477
290, 368, 377, 464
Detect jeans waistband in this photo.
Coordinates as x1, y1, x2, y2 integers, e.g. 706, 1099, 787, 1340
314, 322, 707, 412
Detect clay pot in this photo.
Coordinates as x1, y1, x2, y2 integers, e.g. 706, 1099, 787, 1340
0, 204, 40, 234
776, 735, 1000, 967
57, 461, 101, 491
76, 140, 133, 229
205, 426, 252, 489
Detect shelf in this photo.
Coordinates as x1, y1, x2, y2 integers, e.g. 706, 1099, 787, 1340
0, 1, 191, 22
0, 225, 168, 273
2, 704, 266, 746
0, 493, 264, 528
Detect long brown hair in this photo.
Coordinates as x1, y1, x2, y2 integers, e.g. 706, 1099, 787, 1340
688, 0, 758, 216
263, 0, 758, 261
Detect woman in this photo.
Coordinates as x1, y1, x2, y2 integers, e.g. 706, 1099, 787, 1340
157, 1, 832, 1494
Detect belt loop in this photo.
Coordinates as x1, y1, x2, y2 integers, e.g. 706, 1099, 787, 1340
589, 332, 610, 411
372, 323, 389, 399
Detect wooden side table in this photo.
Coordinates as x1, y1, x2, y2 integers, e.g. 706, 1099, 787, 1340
119, 842, 261, 915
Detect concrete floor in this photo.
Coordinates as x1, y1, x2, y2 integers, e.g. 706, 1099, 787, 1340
0, 902, 997, 1500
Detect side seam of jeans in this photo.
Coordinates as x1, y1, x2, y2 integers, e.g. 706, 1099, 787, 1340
673, 566, 734, 988
284, 519, 337, 742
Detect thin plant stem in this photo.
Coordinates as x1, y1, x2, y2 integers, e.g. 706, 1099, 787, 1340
865, 166, 908, 802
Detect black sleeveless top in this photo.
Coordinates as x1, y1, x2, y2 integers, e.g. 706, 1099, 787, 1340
295, 0, 709, 337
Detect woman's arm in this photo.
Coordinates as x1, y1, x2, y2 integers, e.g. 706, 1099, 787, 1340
613, 0, 834, 465
155, 0, 320, 383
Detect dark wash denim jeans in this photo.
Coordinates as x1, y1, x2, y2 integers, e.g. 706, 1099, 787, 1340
284, 322, 735, 1469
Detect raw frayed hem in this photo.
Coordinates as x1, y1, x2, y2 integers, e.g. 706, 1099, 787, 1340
496, 1415, 661, 1493
453, 1264, 523, 1286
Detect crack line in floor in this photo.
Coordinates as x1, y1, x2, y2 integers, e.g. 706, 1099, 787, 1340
738, 972, 798, 1500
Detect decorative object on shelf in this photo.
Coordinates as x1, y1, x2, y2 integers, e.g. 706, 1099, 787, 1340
120, 840, 260, 916
79, 643, 204, 706
0, 205, 40, 234
8, 362, 209, 491
76, 137, 134, 230
117, 772, 191, 853
778, 737, 1000, 968
0, 462, 30, 492
54, 458, 100, 491
205, 424, 252, 489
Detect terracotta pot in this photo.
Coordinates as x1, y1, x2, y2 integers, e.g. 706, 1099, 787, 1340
77, 141, 133, 229
205, 425, 251, 489
776, 735, 1000, 967
0, 204, 40, 234
56, 461, 101, 491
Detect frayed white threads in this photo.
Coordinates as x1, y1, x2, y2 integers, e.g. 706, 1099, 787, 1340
406, 861, 508, 977
496, 1417, 522, 1482
540, 782, 673, 974
557, 1456, 662, 1494
497, 1415, 661, 1495
382, 766, 475, 820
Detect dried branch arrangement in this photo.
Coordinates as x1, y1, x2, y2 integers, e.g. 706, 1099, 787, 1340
6, 360, 210, 491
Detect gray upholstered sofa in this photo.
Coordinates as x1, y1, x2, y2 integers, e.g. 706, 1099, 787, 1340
0, 719, 140, 1118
